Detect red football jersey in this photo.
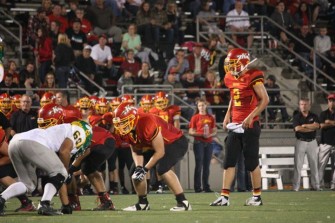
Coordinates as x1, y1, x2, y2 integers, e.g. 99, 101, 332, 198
126, 113, 183, 153
149, 105, 181, 125
62, 105, 82, 123
91, 126, 115, 148
189, 114, 216, 143
224, 69, 264, 124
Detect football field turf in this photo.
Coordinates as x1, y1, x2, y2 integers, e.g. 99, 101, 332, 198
1, 190, 334, 223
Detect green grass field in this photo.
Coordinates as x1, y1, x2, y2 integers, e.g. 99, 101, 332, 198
1, 190, 334, 223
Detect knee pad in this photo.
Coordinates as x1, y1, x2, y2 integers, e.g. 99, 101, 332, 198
245, 159, 259, 172
47, 173, 66, 191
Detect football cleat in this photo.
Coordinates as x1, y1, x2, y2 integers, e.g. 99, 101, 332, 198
0, 195, 6, 216
123, 203, 150, 211
93, 200, 116, 211
245, 196, 263, 206
210, 196, 230, 206
170, 200, 192, 211
15, 199, 36, 212
38, 201, 63, 216
156, 185, 164, 194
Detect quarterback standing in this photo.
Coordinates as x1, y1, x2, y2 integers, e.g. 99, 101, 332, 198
210, 48, 269, 206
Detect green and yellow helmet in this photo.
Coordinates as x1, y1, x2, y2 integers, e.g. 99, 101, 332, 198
71, 120, 93, 157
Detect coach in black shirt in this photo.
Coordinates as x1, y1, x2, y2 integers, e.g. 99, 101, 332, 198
292, 98, 320, 191
318, 94, 335, 189
10, 94, 38, 135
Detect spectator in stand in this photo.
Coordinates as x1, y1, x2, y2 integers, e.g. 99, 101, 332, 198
19, 61, 35, 88
166, 1, 184, 45
226, 1, 254, 49
86, 0, 123, 50
22, 70, 40, 106
41, 0, 52, 16
26, 7, 49, 48
151, 0, 175, 54
247, 0, 268, 16
121, 23, 152, 65
0, 74, 20, 96
291, 25, 315, 81
292, 98, 320, 191
203, 70, 225, 123
314, 26, 332, 69
39, 71, 57, 97
119, 49, 141, 78
48, 3, 69, 33
10, 94, 38, 136
222, 0, 247, 15
91, 34, 116, 81
135, 62, 155, 86
270, 1, 295, 45
206, 34, 226, 71
324, 46, 335, 90
264, 75, 291, 124
117, 70, 134, 95
53, 33, 75, 88
136, 2, 155, 48
165, 49, 189, 82
74, 8, 92, 36
66, 18, 88, 57
49, 20, 61, 49
197, 0, 221, 35
181, 69, 203, 114
318, 93, 335, 190
293, 2, 313, 29
163, 68, 185, 100
4, 61, 19, 85
189, 98, 217, 193
125, 0, 143, 16
35, 27, 53, 84
67, 0, 79, 23
74, 45, 98, 94
187, 43, 209, 82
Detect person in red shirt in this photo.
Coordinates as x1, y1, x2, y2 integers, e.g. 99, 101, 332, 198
210, 48, 269, 207
48, 3, 69, 33
113, 102, 191, 211
189, 98, 217, 193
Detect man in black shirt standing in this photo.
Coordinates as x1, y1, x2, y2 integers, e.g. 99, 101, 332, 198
10, 94, 38, 135
318, 94, 335, 190
292, 98, 320, 191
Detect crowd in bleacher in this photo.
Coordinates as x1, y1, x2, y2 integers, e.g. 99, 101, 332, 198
0, 0, 334, 124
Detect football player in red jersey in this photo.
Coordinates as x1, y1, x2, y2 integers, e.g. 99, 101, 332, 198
210, 48, 269, 207
0, 93, 15, 119
11, 94, 22, 110
40, 92, 56, 107
113, 102, 192, 211
150, 91, 181, 129
138, 94, 153, 114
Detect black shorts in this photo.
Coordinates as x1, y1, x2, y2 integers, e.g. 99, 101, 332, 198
223, 121, 260, 169
0, 164, 17, 179
107, 147, 118, 171
156, 135, 188, 175
81, 138, 115, 175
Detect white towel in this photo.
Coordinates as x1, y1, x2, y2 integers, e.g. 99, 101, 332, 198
226, 123, 245, 133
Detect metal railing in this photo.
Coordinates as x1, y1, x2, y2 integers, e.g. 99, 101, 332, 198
196, 15, 334, 96
0, 9, 23, 63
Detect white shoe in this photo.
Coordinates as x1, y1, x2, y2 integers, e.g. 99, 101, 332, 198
170, 200, 192, 211
245, 196, 263, 206
156, 186, 164, 194
209, 196, 230, 206
123, 203, 150, 211
331, 184, 335, 191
